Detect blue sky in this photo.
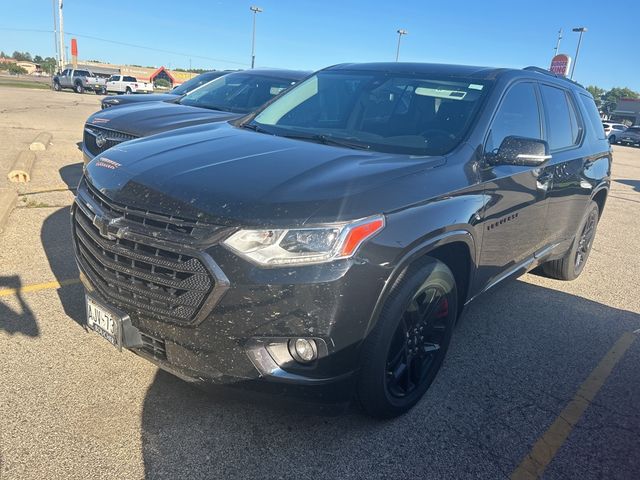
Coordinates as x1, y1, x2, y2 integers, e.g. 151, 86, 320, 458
1, 0, 638, 90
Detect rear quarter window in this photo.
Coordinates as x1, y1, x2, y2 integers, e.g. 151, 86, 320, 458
579, 94, 607, 140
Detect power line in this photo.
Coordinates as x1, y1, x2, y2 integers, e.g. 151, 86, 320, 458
0, 27, 249, 66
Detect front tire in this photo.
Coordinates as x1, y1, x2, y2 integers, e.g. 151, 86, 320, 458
53, 81, 61, 91
75, 82, 84, 94
125, 87, 132, 95
357, 259, 457, 418
541, 201, 599, 280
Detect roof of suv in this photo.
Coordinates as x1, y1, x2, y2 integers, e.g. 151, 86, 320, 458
325, 62, 588, 93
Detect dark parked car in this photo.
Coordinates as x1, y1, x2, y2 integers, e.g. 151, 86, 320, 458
100, 70, 231, 109
83, 69, 308, 163
618, 126, 640, 146
73, 63, 611, 418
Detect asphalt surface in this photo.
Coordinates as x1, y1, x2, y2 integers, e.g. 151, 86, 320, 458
0, 87, 639, 480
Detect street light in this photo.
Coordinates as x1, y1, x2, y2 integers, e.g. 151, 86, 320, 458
395, 29, 408, 62
250, 6, 263, 69
570, 27, 587, 80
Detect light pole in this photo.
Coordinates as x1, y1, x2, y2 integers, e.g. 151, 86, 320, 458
250, 6, 263, 69
395, 29, 408, 62
554, 28, 563, 56
570, 27, 587, 80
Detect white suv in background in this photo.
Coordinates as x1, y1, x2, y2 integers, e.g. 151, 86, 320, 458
603, 122, 628, 144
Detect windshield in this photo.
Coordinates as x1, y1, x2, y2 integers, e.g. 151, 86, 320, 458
172, 72, 224, 95
251, 70, 490, 155
178, 73, 294, 113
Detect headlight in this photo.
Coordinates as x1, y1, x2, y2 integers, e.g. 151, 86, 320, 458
223, 215, 385, 266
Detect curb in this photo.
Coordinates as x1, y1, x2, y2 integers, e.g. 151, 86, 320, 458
0, 188, 18, 234
29, 132, 53, 151
7, 150, 36, 183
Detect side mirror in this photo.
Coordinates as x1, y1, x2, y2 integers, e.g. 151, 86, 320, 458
491, 136, 552, 166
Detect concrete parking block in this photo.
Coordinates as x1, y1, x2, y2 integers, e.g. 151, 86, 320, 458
29, 132, 53, 151
7, 150, 36, 183
0, 188, 18, 234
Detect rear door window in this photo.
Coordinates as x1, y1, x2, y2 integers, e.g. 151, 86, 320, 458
540, 84, 581, 150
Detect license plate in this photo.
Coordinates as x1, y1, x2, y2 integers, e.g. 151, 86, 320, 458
86, 295, 121, 348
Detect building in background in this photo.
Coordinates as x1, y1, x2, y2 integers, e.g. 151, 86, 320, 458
611, 98, 640, 125
64, 60, 199, 86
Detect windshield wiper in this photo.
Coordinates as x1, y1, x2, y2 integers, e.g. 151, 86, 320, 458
240, 122, 272, 134
279, 132, 371, 151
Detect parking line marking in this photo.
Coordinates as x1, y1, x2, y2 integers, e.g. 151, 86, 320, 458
0, 278, 80, 297
511, 331, 638, 480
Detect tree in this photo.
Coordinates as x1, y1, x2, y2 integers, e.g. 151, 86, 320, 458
33, 55, 43, 63
0, 51, 7, 58
7, 64, 28, 75
602, 87, 640, 114
12, 51, 32, 62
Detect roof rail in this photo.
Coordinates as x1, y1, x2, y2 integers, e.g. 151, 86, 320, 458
522, 66, 584, 88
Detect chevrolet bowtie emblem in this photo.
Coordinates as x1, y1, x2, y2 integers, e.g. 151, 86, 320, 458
92, 214, 119, 240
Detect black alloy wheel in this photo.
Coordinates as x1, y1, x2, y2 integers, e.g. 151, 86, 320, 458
385, 285, 450, 398
357, 259, 457, 418
574, 206, 598, 275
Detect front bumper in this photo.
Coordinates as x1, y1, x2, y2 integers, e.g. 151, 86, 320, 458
71, 185, 390, 399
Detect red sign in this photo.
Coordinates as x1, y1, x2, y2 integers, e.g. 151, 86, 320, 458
71, 38, 78, 57
550, 54, 571, 77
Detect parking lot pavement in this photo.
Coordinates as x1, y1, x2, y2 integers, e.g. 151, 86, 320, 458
0, 87, 639, 479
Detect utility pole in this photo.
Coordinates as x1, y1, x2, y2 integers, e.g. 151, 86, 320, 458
395, 29, 408, 62
554, 28, 563, 56
250, 6, 263, 69
51, 0, 59, 73
570, 27, 587, 80
58, 0, 65, 71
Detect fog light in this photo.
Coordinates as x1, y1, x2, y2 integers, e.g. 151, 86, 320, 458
291, 338, 317, 363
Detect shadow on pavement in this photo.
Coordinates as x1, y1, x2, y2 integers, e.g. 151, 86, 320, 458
41, 206, 84, 326
140, 278, 640, 479
0, 275, 39, 337
615, 179, 640, 193
59, 162, 83, 191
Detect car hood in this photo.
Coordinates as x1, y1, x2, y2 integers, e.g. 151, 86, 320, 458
85, 123, 447, 226
102, 93, 179, 106
86, 101, 243, 137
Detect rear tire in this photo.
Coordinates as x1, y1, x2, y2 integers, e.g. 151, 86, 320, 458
125, 87, 132, 95
53, 81, 61, 91
357, 259, 457, 418
75, 82, 84, 94
541, 201, 599, 280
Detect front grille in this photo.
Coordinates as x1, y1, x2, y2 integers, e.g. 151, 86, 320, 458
83, 125, 137, 157
73, 183, 221, 325
83, 178, 203, 238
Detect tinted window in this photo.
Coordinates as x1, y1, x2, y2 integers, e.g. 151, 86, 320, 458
486, 82, 541, 153
579, 94, 606, 140
61, 69, 70, 76
124, 76, 137, 82
75, 70, 90, 77
179, 73, 295, 114
253, 70, 490, 156
172, 72, 225, 95
540, 84, 580, 150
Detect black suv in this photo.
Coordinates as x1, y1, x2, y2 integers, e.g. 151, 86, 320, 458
72, 63, 611, 418
82, 69, 308, 164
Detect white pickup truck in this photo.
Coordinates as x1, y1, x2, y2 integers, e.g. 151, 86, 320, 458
105, 75, 154, 94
